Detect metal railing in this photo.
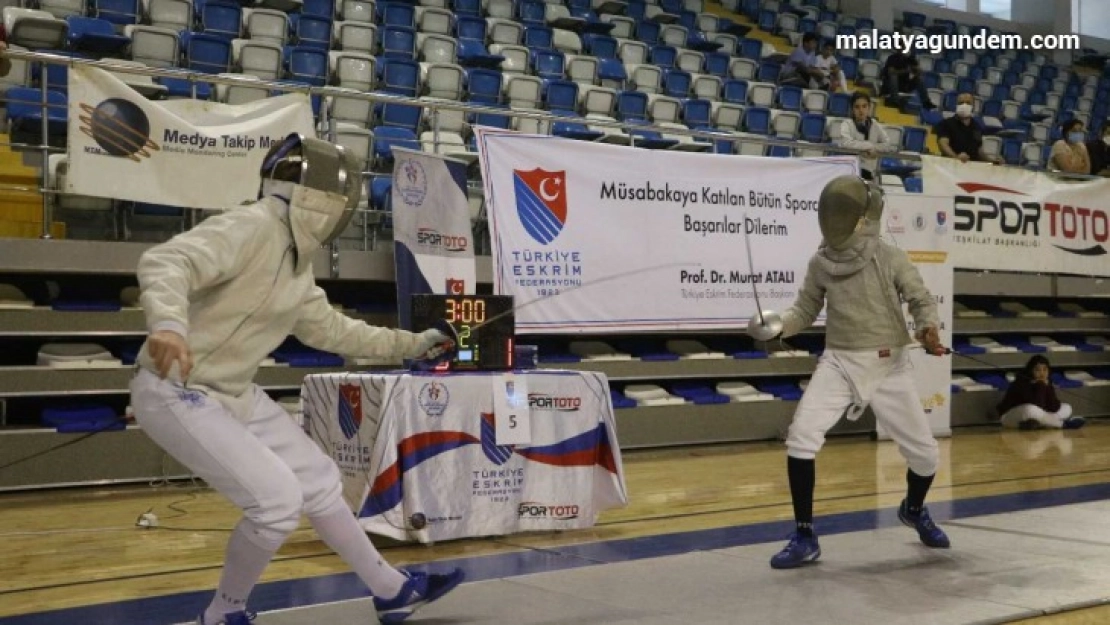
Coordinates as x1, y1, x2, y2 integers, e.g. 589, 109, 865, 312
2, 49, 1105, 250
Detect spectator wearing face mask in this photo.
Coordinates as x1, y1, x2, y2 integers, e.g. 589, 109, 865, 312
1049, 119, 1091, 174
1087, 123, 1110, 177
836, 92, 897, 179
934, 93, 999, 163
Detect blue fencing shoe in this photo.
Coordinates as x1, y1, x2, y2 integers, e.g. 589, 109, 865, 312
374, 568, 465, 623
769, 531, 821, 569
898, 499, 951, 548
196, 611, 255, 625
1063, 416, 1086, 430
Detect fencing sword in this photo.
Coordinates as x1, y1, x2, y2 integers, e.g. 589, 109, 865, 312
742, 213, 784, 341
462, 260, 705, 334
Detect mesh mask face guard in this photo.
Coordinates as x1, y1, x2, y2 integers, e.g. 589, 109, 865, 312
817, 175, 884, 249
259, 134, 364, 246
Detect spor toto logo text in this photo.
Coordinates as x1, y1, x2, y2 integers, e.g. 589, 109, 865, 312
527, 393, 581, 411
416, 227, 469, 252
953, 182, 1109, 256
518, 502, 580, 520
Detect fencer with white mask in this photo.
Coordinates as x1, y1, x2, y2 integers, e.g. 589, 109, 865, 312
130, 133, 463, 624
746, 175, 950, 569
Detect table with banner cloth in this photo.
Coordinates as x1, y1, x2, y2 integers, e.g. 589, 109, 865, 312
301, 370, 629, 543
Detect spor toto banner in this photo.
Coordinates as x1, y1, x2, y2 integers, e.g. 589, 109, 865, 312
923, 155, 1110, 276
879, 193, 953, 438
475, 129, 858, 333
67, 65, 315, 209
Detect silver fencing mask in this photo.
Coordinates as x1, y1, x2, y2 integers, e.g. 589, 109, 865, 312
260, 133, 363, 247
817, 175, 884, 250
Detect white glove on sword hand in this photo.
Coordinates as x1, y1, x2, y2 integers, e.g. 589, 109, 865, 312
412, 320, 459, 363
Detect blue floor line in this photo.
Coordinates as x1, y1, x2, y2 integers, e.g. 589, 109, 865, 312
4, 481, 1110, 625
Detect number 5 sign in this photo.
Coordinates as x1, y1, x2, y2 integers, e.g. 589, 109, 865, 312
493, 373, 532, 445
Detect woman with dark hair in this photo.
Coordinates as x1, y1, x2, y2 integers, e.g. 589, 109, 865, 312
835, 92, 897, 180
996, 355, 1084, 429
1049, 119, 1091, 174
1086, 122, 1110, 176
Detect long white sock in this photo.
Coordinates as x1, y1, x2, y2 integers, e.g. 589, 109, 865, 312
309, 506, 407, 599
203, 519, 282, 624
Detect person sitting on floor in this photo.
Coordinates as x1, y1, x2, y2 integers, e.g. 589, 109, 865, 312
996, 355, 1085, 430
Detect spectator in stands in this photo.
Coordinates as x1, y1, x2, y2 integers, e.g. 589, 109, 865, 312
129, 134, 463, 625
996, 355, 1084, 429
881, 51, 935, 110
781, 33, 827, 89
1086, 122, 1110, 176
814, 40, 847, 93
835, 92, 898, 180
1049, 119, 1092, 174
935, 93, 999, 163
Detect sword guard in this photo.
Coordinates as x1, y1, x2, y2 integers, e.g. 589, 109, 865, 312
746, 310, 783, 342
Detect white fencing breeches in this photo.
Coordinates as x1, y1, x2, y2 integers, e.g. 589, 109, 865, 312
131, 369, 343, 541
786, 350, 940, 476
1000, 403, 1073, 429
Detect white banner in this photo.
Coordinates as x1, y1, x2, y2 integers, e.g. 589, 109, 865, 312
66, 65, 315, 209
392, 148, 477, 328
475, 129, 858, 333
923, 155, 1110, 276
302, 371, 628, 543
879, 192, 953, 437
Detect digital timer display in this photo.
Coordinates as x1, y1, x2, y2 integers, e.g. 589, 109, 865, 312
411, 295, 515, 370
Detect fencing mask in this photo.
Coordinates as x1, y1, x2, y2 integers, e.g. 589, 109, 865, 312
259, 133, 363, 248
817, 175, 884, 250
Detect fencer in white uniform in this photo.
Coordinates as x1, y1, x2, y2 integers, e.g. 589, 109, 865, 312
746, 175, 951, 569
130, 134, 464, 624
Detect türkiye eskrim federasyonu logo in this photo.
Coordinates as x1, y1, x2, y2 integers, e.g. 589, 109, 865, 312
78, 98, 160, 162
954, 182, 1108, 257
513, 168, 567, 244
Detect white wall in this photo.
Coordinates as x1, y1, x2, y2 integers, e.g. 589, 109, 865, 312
891, 0, 1038, 35
1075, 0, 1110, 46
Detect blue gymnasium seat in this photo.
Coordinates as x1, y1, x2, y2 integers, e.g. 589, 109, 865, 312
93, 0, 139, 26
951, 339, 987, 354
42, 405, 125, 433
756, 381, 802, 401
670, 383, 730, 405
610, 389, 637, 409
465, 67, 503, 103
66, 17, 130, 53
372, 127, 419, 171
181, 31, 232, 74
972, 373, 1009, 390
272, 348, 345, 367
1051, 372, 1084, 389
7, 87, 68, 140
615, 339, 679, 361
294, 14, 332, 50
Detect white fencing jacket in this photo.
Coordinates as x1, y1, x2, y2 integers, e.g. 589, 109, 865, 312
136, 195, 428, 421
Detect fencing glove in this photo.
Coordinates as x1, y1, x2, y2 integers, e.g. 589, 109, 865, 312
411, 320, 459, 365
